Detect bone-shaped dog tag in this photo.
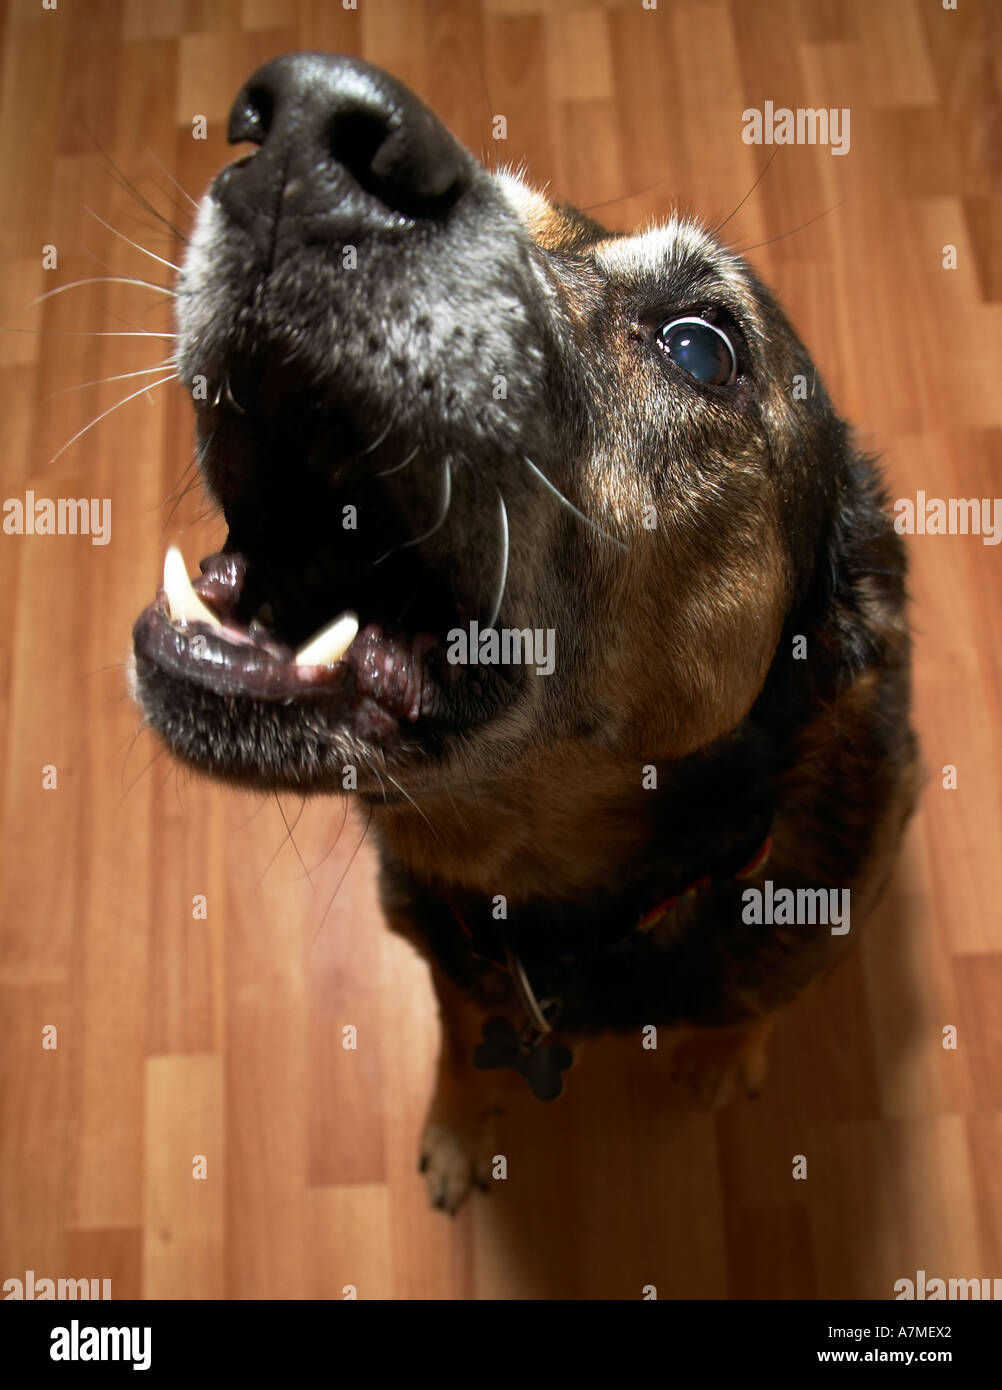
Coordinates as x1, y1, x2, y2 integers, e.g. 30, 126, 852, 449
473, 1016, 573, 1101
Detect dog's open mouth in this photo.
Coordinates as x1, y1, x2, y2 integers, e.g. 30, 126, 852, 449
137, 544, 431, 710
130, 338, 530, 788
131, 520, 493, 748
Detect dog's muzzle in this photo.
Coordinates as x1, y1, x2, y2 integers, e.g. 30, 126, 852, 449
132, 54, 564, 784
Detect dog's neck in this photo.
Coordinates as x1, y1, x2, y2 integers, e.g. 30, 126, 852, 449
372, 717, 781, 905
438, 822, 774, 971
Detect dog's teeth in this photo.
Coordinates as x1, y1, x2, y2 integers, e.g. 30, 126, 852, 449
163, 546, 223, 628
294, 612, 359, 667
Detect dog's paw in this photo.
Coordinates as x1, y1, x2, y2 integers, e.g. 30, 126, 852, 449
668, 1022, 771, 1110
419, 1122, 492, 1215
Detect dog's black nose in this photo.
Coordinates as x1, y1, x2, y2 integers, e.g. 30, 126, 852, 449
219, 53, 467, 228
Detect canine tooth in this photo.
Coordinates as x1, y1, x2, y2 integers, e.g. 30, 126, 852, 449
163, 546, 223, 628
295, 612, 359, 667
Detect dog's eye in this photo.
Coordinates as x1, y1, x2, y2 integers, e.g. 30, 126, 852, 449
656, 317, 737, 386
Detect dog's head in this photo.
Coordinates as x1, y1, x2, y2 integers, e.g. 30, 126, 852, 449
132, 53, 904, 893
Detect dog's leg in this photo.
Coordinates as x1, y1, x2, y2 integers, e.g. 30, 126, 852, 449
667, 1013, 777, 1109
419, 964, 519, 1214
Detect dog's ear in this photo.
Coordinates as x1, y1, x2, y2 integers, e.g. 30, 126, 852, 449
820, 447, 910, 682
754, 433, 910, 730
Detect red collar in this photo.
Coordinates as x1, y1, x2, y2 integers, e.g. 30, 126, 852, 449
635, 834, 773, 933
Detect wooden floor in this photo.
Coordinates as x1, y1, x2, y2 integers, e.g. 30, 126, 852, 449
1, 0, 1000, 1301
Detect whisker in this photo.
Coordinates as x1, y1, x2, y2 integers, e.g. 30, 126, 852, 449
83, 245, 138, 278
49, 372, 177, 464
221, 373, 244, 415
734, 198, 846, 255
472, 49, 497, 172
173, 766, 193, 824
160, 480, 204, 534
101, 301, 171, 339
118, 743, 166, 808
85, 206, 181, 271
160, 453, 200, 508
359, 416, 395, 456
151, 762, 177, 807
485, 489, 509, 629
521, 454, 627, 550
143, 172, 198, 225
372, 455, 452, 563
276, 793, 313, 886
371, 765, 390, 806
375, 444, 419, 477
312, 806, 373, 946
708, 150, 778, 240
32, 276, 175, 307
88, 134, 190, 243
5, 327, 175, 338
306, 799, 349, 873
83, 659, 134, 680
384, 771, 440, 840
79, 244, 177, 306
580, 182, 663, 215
142, 141, 199, 210
257, 794, 309, 887
44, 359, 176, 401
107, 721, 146, 772
115, 206, 188, 250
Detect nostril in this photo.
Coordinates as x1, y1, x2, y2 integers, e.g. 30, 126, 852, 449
328, 108, 394, 190
328, 105, 461, 220
228, 84, 274, 146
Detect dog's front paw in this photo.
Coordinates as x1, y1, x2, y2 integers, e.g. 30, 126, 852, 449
419, 1121, 492, 1215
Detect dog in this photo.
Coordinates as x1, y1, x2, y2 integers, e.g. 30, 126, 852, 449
131, 53, 919, 1213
